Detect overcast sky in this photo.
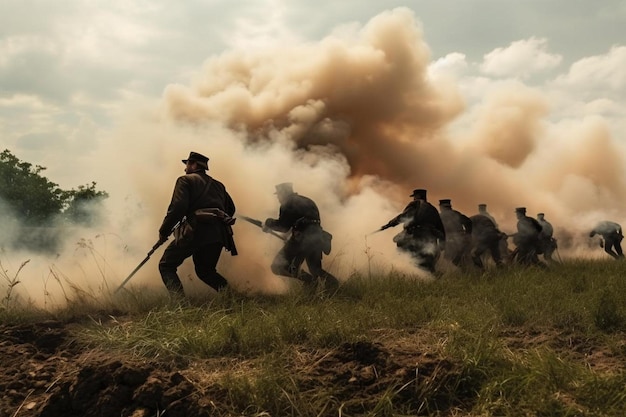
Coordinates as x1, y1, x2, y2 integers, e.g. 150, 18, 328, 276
1, 0, 625, 186
2, 1, 626, 298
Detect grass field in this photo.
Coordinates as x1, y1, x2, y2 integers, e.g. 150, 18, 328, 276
1, 259, 626, 416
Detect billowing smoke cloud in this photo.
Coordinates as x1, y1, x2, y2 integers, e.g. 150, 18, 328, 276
163, 8, 464, 193
3, 7, 626, 307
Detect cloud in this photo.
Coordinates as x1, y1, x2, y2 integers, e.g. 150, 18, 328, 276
429, 52, 469, 78
480, 37, 562, 78
553, 45, 626, 96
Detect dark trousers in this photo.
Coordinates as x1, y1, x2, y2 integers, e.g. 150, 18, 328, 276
471, 233, 503, 269
271, 235, 338, 290
604, 234, 624, 259
158, 241, 228, 294
395, 230, 441, 273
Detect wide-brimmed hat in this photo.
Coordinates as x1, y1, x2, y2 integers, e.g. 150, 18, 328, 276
182, 151, 209, 169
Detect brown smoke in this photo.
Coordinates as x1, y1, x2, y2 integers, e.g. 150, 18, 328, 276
163, 8, 464, 195
466, 84, 548, 168
5, 7, 626, 307
159, 6, 626, 262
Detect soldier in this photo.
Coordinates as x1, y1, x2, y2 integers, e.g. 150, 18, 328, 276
380, 189, 446, 274
510, 207, 546, 267
438, 199, 473, 268
478, 203, 509, 259
469, 212, 505, 269
536, 213, 558, 262
589, 221, 624, 260
478, 203, 498, 226
264, 183, 339, 291
158, 151, 237, 296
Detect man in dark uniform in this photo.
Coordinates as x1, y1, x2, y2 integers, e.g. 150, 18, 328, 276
536, 213, 557, 262
510, 207, 546, 267
590, 220, 624, 260
264, 183, 339, 291
478, 203, 509, 259
438, 199, 472, 269
158, 151, 237, 295
469, 212, 505, 269
478, 203, 498, 226
381, 189, 446, 274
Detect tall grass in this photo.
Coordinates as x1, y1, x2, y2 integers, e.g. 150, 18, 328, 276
2, 259, 626, 415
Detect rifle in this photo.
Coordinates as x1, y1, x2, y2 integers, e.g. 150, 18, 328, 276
238, 215, 286, 241
367, 223, 393, 236
114, 220, 181, 294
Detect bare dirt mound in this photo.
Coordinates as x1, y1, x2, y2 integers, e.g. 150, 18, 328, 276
0, 320, 208, 417
2, 320, 623, 416
0, 320, 477, 417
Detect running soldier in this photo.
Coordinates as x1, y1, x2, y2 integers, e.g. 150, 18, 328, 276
536, 213, 558, 262
158, 151, 237, 296
510, 207, 546, 268
380, 189, 446, 275
478, 203, 509, 260
589, 221, 624, 260
438, 199, 472, 269
264, 183, 339, 291
469, 212, 505, 269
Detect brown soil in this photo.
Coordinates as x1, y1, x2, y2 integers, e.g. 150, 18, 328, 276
1, 320, 624, 417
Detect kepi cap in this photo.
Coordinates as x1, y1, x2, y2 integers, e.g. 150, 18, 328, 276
182, 151, 209, 169
410, 189, 427, 199
515, 207, 526, 214
439, 199, 452, 207
274, 182, 293, 195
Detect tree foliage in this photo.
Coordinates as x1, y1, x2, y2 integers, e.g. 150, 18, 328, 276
0, 149, 65, 225
0, 149, 109, 251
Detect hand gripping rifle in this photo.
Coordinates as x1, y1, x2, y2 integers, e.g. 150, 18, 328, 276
114, 220, 182, 294
238, 215, 286, 241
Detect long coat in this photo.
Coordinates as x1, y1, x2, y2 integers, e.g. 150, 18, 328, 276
159, 171, 236, 246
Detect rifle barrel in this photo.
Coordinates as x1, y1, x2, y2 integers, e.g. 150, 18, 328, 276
239, 215, 263, 228
114, 231, 173, 294
238, 215, 286, 241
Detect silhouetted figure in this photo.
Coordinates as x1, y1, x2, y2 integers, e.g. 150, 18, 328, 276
264, 183, 339, 291
478, 203, 498, 226
159, 151, 237, 295
469, 213, 505, 269
438, 199, 472, 269
510, 207, 546, 268
536, 213, 558, 262
590, 221, 624, 260
478, 203, 509, 260
381, 189, 446, 275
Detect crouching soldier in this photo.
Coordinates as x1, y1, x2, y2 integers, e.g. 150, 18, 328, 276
264, 183, 339, 291
590, 220, 624, 260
